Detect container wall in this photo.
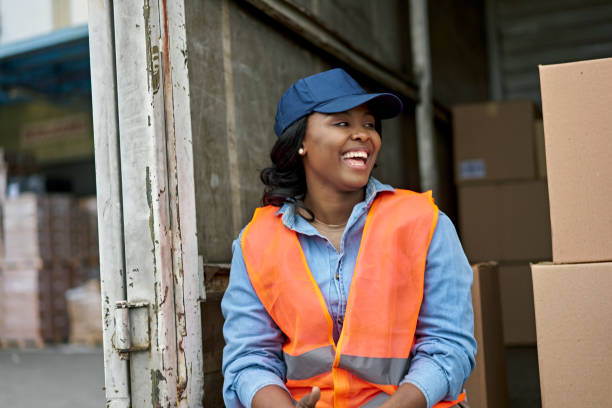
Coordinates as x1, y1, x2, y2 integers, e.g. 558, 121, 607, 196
185, 0, 418, 263
296, 0, 412, 75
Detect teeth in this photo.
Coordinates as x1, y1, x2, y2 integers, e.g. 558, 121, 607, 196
342, 151, 368, 159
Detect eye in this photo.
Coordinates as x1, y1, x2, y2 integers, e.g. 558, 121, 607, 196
363, 122, 375, 128
333, 121, 349, 127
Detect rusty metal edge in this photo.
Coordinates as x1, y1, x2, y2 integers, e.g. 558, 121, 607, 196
159, 0, 205, 406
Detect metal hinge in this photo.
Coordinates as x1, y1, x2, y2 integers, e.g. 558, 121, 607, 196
114, 301, 150, 359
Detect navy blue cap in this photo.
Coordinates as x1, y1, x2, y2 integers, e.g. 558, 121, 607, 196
274, 68, 403, 137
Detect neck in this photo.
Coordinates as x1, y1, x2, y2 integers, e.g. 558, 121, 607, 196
303, 183, 366, 226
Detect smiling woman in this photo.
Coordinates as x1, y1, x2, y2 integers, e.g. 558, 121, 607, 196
221, 69, 476, 408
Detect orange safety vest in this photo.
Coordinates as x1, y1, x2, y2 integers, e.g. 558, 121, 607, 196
241, 189, 466, 408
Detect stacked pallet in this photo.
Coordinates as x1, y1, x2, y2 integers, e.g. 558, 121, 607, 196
0, 193, 75, 347
69, 197, 99, 288
0, 150, 6, 335
66, 196, 101, 345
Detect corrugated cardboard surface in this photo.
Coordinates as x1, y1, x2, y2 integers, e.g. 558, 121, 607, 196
531, 262, 612, 407
453, 100, 537, 184
539, 58, 612, 263
498, 264, 536, 345
464, 263, 508, 408
458, 181, 552, 262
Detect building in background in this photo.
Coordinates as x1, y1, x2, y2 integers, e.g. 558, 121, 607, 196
0, 0, 87, 45
0, 0, 93, 195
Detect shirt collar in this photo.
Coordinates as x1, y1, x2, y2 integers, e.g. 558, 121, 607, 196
276, 177, 395, 232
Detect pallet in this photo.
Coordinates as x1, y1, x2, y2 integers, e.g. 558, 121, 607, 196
0, 257, 44, 271
69, 334, 102, 347
0, 337, 45, 349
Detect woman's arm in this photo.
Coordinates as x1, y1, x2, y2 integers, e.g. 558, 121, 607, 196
379, 383, 427, 408
222, 236, 291, 407
399, 211, 477, 408
251, 385, 295, 408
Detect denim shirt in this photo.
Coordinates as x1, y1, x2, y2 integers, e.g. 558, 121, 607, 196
221, 178, 476, 408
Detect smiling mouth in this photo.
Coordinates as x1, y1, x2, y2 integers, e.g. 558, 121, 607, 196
341, 151, 369, 168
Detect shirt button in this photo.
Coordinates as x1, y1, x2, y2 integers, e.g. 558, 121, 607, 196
338, 317, 343, 324
335, 273, 340, 280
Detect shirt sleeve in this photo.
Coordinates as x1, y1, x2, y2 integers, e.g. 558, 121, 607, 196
221, 235, 290, 408
400, 211, 477, 408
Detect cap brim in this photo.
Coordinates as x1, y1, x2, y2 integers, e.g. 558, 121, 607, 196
313, 93, 403, 119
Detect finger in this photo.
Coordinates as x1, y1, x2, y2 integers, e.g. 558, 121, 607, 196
297, 387, 321, 408
309, 386, 320, 404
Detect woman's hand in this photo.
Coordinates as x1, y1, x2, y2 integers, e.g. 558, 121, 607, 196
296, 387, 321, 408
252, 385, 320, 408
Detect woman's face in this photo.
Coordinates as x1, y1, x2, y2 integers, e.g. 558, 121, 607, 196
302, 104, 381, 194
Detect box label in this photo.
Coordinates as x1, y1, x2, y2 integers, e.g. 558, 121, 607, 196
459, 159, 486, 180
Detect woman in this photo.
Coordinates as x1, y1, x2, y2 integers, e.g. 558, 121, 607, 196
222, 68, 476, 408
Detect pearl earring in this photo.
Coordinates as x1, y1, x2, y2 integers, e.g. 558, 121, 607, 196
298, 147, 305, 155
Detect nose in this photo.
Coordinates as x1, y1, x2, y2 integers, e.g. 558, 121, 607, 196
350, 128, 369, 141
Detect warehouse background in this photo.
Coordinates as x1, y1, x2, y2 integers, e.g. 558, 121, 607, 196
0, 0, 610, 407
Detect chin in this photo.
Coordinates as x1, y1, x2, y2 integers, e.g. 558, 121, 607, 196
340, 175, 370, 192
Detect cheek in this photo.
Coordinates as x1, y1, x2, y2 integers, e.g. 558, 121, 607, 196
372, 137, 382, 159
315, 146, 339, 164
304, 143, 337, 168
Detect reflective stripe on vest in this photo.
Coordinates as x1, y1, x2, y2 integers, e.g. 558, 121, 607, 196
284, 346, 335, 380
242, 189, 465, 407
284, 349, 409, 385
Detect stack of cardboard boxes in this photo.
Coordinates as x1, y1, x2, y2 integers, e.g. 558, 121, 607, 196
0, 193, 100, 347
0, 194, 73, 346
532, 57, 612, 407
69, 197, 100, 286
453, 100, 551, 346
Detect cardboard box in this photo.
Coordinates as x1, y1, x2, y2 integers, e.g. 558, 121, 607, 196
0, 264, 73, 344
498, 264, 536, 345
0, 268, 49, 344
464, 263, 508, 408
539, 58, 612, 263
458, 181, 552, 262
66, 279, 102, 345
453, 100, 538, 184
531, 262, 612, 408
3, 193, 74, 264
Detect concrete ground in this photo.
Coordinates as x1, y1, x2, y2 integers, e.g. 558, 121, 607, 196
0, 344, 105, 408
